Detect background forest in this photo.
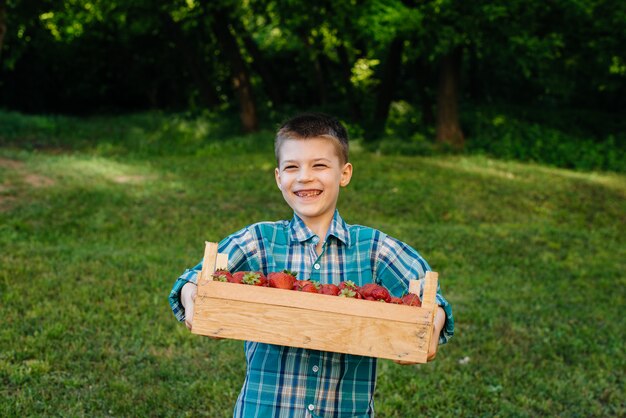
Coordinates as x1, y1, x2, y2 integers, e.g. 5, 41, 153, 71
1, 0, 625, 171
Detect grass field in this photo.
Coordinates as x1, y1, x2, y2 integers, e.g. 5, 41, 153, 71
1, 111, 624, 417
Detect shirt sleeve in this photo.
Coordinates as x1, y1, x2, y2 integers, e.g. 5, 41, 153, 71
374, 234, 455, 344
167, 227, 255, 322
168, 262, 202, 322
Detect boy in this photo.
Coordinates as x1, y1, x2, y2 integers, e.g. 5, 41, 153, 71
169, 113, 454, 417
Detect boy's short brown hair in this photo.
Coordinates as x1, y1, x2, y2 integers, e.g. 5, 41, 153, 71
275, 113, 349, 164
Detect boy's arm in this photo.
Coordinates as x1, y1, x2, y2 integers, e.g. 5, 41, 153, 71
168, 262, 202, 323
168, 228, 255, 326
373, 234, 455, 362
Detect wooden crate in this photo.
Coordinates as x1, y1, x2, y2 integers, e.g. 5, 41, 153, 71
191, 242, 439, 363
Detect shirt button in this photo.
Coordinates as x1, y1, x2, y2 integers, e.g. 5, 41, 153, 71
312, 365, 319, 372
308, 404, 315, 411
314, 263, 320, 270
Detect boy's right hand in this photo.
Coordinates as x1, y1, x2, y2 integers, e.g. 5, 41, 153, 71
181, 282, 224, 340
181, 282, 197, 330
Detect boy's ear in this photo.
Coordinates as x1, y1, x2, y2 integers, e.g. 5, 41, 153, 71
340, 162, 353, 187
275, 167, 282, 190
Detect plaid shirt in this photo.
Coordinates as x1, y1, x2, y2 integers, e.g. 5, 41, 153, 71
169, 210, 454, 417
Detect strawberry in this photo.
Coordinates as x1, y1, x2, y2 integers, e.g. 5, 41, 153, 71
268, 270, 298, 289
241, 271, 267, 286
293, 279, 312, 291
319, 283, 340, 296
371, 286, 391, 303
212, 269, 232, 282
338, 280, 358, 291
401, 293, 421, 307
390, 297, 403, 304
300, 282, 320, 293
338, 288, 362, 299
230, 271, 246, 284
358, 283, 391, 302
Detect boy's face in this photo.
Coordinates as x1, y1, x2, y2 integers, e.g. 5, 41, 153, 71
275, 137, 352, 228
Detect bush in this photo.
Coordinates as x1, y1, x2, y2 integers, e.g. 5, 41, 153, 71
463, 106, 626, 172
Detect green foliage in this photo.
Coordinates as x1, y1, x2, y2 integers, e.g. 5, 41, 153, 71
463, 106, 626, 172
2, 0, 625, 115
1, 112, 624, 416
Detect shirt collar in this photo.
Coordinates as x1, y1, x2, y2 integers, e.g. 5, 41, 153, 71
288, 210, 351, 247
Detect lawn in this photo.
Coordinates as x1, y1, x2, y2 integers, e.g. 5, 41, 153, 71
1, 112, 624, 417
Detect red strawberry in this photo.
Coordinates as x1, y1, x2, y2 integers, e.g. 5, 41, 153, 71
358, 283, 375, 298
293, 279, 312, 291
268, 270, 298, 289
338, 280, 358, 291
300, 282, 320, 293
390, 297, 403, 304
319, 283, 340, 296
371, 286, 391, 303
212, 269, 232, 282
230, 271, 246, 284
241, 271, 267, 286
358, 283, 391, 302
401, 293, 421, 307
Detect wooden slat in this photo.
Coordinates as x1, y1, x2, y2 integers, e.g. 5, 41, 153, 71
421, 271, 439, 311
421, 271, 439, 354
200, 281, 433, 324
192, 297, 430, 362
199, 241, 219, 283
216, 253, 228, 270
408, 278, 420, 295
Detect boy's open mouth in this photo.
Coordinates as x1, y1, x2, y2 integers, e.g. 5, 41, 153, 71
294, 190, 322, 198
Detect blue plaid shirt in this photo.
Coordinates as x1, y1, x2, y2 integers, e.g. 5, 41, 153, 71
169, 210, 454, 417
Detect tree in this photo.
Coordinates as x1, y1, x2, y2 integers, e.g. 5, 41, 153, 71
208, 3, 259, 132
435, 45, 464, 148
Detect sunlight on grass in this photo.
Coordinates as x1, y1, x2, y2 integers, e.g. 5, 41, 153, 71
43, 155, 157, 187
427, 155, 626, 192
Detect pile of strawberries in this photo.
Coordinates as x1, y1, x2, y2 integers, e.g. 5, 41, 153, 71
211, 269, 422, 307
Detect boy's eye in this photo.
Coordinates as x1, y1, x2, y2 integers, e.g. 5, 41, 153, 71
314, 164, 328, 168
284, 165, 297, 170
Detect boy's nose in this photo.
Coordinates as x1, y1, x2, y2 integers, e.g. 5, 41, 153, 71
297, 168, 314, 182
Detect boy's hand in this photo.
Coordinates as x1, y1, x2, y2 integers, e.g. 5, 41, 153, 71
394, 307, 446, 365
181, 282, 223, 339
181, 282, 197, 331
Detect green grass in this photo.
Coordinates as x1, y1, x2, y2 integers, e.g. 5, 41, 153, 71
1, 111, 624, 417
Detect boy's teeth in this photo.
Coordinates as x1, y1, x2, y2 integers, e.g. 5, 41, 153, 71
297, 191, 321, 197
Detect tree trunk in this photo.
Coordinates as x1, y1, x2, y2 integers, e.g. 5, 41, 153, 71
436, 47, 464, 148
236, 27, 283, 107
211, 8, 258, 133
227, 11, 281, 106
371, 37, 404, 139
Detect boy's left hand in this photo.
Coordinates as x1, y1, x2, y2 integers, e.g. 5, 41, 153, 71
394, 307, 446, 365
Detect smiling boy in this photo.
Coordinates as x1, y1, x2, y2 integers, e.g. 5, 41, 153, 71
169, 113, 454, 417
